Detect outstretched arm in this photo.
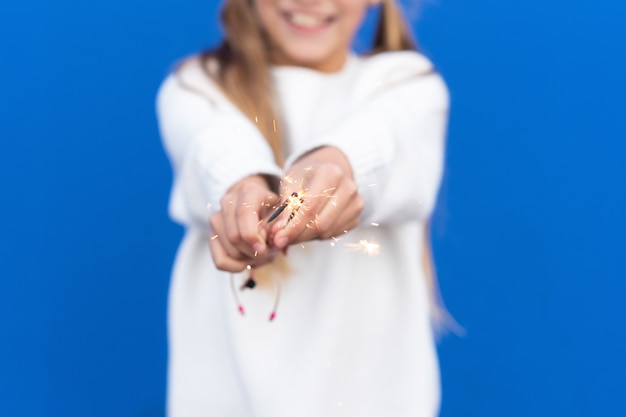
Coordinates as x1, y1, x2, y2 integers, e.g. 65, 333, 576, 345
285, 56, 448, 228
156, 63, 282, 231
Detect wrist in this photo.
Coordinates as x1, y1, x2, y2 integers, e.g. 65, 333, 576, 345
237, 174, 279, 193
296, 146, 354, 179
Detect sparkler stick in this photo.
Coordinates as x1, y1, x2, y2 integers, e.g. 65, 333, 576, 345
266, 199, 289, 223
227, 174, 340, 321
267, 192, 302, 223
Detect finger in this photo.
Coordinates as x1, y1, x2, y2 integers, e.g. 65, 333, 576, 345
271, 186, 337, 247
209, 232, 249, 272
235, 201, 267, 256
272, 161, 356, 247
247, 189, 280, 242
210, 211, 280, 268
286, 216, 320, 245
210, 211, 248, 261
219, 195, 241, 250
233, 189, 279, 256
276, 177, 363, 245
220, 194, 260, 258
315, 187, 364, 239
259, 193, 281, 220
268, 195, 317, 247
289, 197, 357, 243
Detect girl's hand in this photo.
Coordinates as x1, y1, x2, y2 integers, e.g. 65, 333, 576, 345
271, 146, 364, 248
209, 175, 279, 272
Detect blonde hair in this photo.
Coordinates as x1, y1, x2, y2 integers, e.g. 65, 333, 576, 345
194, 0, 453, 330
199, 0, 282, 163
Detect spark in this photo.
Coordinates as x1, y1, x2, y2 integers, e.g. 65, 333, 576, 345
211, 234, 219, 240
370, 222, 380, 227
206, 202, 212, 210
346, 239, 381, 256
267, 191, 302, 223
267, 190, 306, 226
306, 214, 321, 230
282, 175, 296, 184
267, 173, 339, 231
285, 191, 305, 215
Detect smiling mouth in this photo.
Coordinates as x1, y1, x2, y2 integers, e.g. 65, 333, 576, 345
283, 11, 335, 30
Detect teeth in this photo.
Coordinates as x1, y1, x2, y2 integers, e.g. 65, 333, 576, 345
289, 13, 325, 28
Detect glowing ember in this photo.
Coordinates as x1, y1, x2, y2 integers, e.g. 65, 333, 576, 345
267, 189, 306, 225
285, 190, 304, 213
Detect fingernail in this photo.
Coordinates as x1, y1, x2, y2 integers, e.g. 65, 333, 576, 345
253, 243, 265, 255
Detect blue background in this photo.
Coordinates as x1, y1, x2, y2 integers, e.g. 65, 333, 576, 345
1, 0, 624, 416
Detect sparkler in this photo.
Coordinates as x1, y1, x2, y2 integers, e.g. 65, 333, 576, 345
267, 191, 305, 225
226, 171, 376, 322
227, 184, 306, 322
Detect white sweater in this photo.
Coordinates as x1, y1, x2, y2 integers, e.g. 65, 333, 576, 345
157, 51, 449, 417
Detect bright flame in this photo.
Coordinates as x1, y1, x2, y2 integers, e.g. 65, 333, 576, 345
286, 190, 304, 212
271, 172, 339, 230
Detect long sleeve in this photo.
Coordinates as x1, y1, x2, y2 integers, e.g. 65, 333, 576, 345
284, 52, 449, 225
156, 60, 281, 230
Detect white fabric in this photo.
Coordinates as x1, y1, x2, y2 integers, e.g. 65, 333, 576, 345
157, 51, 449, 417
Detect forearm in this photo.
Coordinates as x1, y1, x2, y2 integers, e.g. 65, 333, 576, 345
157, 73, 281, 229
284, 72, 449, 226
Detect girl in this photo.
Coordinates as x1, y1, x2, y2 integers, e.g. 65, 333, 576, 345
157, 0, 449, 415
